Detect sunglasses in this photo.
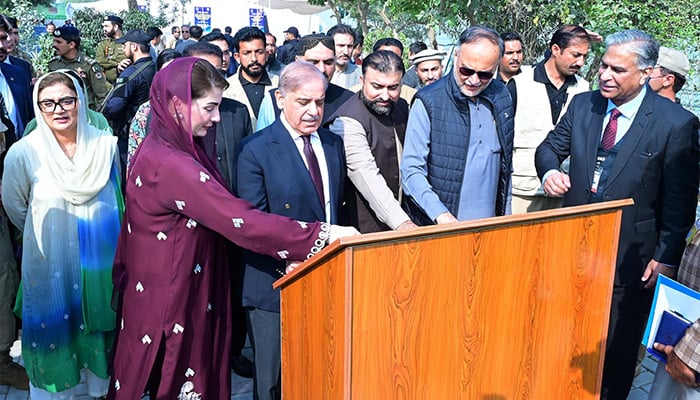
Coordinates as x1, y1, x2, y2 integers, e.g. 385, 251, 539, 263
458, 66, 494, 81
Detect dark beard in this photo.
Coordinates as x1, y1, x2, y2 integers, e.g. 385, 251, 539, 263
360, 89, 394, 116
242, 62, 263, 78
267, 52, 277, 65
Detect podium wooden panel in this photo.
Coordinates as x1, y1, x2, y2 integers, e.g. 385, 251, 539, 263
275, 200, 631, 399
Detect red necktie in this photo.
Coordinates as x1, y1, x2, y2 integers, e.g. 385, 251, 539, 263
301, 135, 325, 209
601, 108, 622, 151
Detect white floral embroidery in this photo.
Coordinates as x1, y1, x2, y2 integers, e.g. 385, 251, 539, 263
157, 232, 167, 240
185, 368, 195, 378
135, 281, 144, 292
277, 250, 289, 259
115, 379, 120, 390
135, 176, 142, 187
232, 218, 244, 228
194, 264, 202, 274
297, 221, 308, 229
121, 318, 124, 330
207, 303, 212, 312
186, 219, 197, 229
175, 200, 186, 210
173, 323, 184, 334
127, 223, 131, 233
178, 381, 201, 400
199, 171, 210, 182
141, 334, 152, 345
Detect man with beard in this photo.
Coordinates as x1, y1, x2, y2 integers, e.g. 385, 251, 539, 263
401, 26, 513, 224
497, 32, 524, 108
102, 29, 155, 169
510, 25, 590, 214
412, 48, 445, 88
223, 26, 276, 128
265, 32, 285, 78
48, 25, 110, 110
255, 34, 354, 131
328, 50, 417, 233
96, 15, 127, 85
327, 24, 362, 90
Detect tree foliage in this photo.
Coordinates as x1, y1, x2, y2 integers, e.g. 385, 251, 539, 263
308, 0, 700, 82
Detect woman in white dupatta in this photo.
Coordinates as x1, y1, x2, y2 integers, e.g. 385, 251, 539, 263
1, 70, 122, 399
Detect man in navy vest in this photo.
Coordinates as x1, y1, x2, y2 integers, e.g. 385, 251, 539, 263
536, 30, 699, 400
401, 26, 514, 224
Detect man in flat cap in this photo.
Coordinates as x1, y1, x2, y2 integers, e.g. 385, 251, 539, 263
96, 15, 127, 85
49, 25, 111, 110
102, 29, 155, 171
412, 48, 445, 88
647, 46, 690, 104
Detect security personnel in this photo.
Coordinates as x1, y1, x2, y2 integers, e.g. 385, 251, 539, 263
48, 26, 111, 110
95, 15, 127, 84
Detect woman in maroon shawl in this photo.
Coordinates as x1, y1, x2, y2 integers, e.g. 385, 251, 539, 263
108, 58, 345, 399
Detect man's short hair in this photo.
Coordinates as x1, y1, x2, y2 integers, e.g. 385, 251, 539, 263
0, 14, 9, 31
362, 50, 405, 76
171, 26, 179, 34
296, 34, 335, 57
146, 27, 162, 39
190, 25, 203, 40
458, 26, 504, 57
501, 32, 522, 44
278, 60, 328, 96
6, 16, 17, 29
233, 26, 266, 50
225, 26, 232, 34
549, 25, 590, 50
326, 24, 355, 41
409, 41, 428, 55
372, 38, 404, 55
354, 32, 364, 47
605, 29, 658, 69
200, 31, 227, 44
183, 41, 224, 59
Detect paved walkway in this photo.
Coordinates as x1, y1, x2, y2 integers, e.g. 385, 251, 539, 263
1, 342, 659, 400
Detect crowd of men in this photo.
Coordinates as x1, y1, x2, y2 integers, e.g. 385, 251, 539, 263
0, 13, 698, 400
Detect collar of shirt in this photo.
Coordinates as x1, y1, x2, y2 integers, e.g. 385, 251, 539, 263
238, 68, 272, 86
533, 60, 577, 88
606, 85, 646, 120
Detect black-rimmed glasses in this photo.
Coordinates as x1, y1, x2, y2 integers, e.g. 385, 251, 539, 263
458, 66, 494, 81
37, 97, 78, 113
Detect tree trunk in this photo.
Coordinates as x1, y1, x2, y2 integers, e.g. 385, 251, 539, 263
326, 0, 343, 25
127, 0, 138, 10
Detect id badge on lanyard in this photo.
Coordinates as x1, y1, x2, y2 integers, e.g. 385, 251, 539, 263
591, 156, 605, 193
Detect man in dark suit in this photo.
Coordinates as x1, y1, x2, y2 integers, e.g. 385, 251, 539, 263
535, 29, 700, 400
5, 16, 32, 82
183, 41, 255, 378
234, 61, 346, 400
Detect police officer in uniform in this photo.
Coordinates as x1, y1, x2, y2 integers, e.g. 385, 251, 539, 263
48, 26, 111, 110
95, 15, 127, 85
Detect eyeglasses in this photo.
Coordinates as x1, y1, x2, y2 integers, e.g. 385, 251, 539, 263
458, 66, 494, 81
37, 97, 77, 113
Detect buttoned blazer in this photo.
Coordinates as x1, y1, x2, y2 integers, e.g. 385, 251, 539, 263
536, 89, 700, 286
234, 119, 346, 311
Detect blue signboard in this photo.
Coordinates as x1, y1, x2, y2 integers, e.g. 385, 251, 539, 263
137, 5, 147, 11
194, 6, 212, 33
249, 7, 267, 32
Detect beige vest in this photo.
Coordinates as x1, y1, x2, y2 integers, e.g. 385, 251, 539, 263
223, 72, 279, 128
512, 65, 589, 195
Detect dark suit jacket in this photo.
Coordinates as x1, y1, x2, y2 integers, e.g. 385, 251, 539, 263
269, 83, 354, 127
214, 98, 252, 192
234, 119, 346, 311
536, 89, 700, 286
9, 56, 32, 82
0, 61, 33, 138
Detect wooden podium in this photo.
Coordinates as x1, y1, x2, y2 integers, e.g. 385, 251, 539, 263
274, 200, 631, 399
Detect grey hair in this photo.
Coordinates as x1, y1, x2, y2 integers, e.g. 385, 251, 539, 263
605, 30, 659, 69
278, 61, 328, 97
458, 26, 504, 57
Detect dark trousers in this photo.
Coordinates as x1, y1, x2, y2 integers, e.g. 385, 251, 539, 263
230, 247, 248, 357
600, 285, 653, 400
246, 307, 281, 400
